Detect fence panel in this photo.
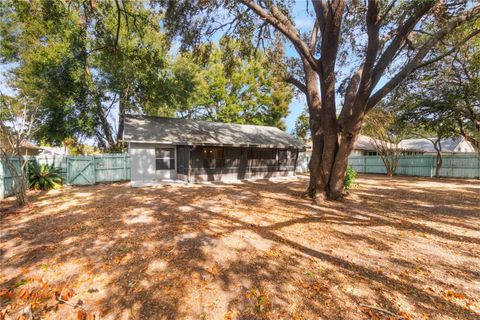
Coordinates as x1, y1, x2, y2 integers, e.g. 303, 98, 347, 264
1, 154, 131, 200
438, 155, 480, 178
347, 154, 480, 179
0, 158, 23, 200
396, 156, 434, 177
94, 154, 131, 182
364, 156, 387, 174
67, 156, 95, 185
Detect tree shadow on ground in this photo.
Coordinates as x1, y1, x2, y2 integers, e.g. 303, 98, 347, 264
1, 174, 479, 319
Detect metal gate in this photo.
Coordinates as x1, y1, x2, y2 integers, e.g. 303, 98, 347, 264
67, 157, 95, 185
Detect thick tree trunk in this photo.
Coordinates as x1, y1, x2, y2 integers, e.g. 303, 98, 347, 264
329, 132, 358, 199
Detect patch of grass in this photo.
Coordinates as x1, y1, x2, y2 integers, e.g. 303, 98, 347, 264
14, 279, 29, 288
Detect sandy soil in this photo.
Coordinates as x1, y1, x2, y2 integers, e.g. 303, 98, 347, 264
0, 175, 479, 320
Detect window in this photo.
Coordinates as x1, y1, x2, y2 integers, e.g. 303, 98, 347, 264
249, 148, 276, 159
366, 151, 378, 156
202, 147, 224, 168
278, 149, 289, 162
156, 147, 175, 170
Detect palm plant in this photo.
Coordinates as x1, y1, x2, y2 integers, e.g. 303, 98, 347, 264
28, 161, 63, 190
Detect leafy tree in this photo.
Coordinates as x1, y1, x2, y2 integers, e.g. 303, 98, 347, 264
393, 20, 480, 154
158, 0, 480, 200
362, 107, 410, 176
293, 108, 310, 143
0, 93, 39, 206
178, 38, 292, 129
0, 0, 194, 150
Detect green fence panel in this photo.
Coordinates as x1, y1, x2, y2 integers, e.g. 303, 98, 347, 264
396, 155, 434, 177
1, 154, 131, 199
438, 155, 480, 178
348, 154, 480, 178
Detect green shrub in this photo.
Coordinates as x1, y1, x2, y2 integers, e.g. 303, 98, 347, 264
343, 165, 357, 190
28, 162, 63, 190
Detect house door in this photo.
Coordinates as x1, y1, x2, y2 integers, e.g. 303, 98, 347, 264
155, 147, 177, 180
278, 149, 289, 171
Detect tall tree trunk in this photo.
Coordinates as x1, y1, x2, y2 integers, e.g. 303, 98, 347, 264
301, 59, 325, 198
434, 139, 442, 178
96, 97, 115, 149
116, 87, 129, 145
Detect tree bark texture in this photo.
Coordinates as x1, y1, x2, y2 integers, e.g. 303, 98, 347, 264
241, 0, 480, 200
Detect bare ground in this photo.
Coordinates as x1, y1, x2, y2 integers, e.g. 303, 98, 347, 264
0, 174, 479, 320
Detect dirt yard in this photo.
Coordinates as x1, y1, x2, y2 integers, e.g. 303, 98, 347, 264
0, 175, 479, 320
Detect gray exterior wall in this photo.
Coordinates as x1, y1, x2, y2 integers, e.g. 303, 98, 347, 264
130, 143, 178, 183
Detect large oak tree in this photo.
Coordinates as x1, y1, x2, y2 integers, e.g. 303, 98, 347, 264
160, 0, 480, 200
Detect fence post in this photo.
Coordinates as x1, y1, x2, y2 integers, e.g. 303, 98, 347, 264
123, 154, 127, 180
430, 155, 435, 177
0, 160, 4, 200
66, 157, 70, 185
363, 156, 367, 173
92, 156, 96, 184
477, 155, 480, 179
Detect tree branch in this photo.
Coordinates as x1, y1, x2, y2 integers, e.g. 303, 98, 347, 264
367, 4, 480, 110
370, 2, 435, 88
414, 28, 480, 70
286, 75, 307, 94
240, 0, 319, 70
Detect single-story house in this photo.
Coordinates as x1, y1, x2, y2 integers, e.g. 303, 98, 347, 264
123, 115, 305, 185
398, 136, 477, 154
351, 135, 385, 156
37, 146, 68, 157
0, 138, 42, 156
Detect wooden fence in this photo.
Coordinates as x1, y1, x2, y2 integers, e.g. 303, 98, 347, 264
348, 154, 480, 179
2, 153, 478, 200
1, 154, 131, 200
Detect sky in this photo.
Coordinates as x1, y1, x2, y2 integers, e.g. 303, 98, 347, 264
0, 1, 315, 138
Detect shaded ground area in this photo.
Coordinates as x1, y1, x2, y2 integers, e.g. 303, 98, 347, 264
0, 175, 479, 319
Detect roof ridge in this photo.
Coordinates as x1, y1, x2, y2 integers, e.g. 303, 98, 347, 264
125, 114, 282, 131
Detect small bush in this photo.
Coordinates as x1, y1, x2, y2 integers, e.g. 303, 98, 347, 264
343, 165, 357, 190
28, 162, 63, 190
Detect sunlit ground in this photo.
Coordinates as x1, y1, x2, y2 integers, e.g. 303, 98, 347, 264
1, 175, 479, 319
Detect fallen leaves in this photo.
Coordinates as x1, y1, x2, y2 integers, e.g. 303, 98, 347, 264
445, 290, 466, 300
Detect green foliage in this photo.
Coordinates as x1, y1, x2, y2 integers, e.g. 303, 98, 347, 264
343, 166, 357, 191
28, 162, 63, 191
178, 37, 293, 129
0, 1, 194, 149
391, 19, 480, 151
293, 108, 310, 142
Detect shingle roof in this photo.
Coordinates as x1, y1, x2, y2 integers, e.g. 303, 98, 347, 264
354, 134, 392, 151
123, 115, 305, 149
398, 137, 464, 153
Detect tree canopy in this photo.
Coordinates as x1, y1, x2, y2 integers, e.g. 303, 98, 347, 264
178, 37, 292, 129
157, 0, 480, 199
0, 0, 293, 151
